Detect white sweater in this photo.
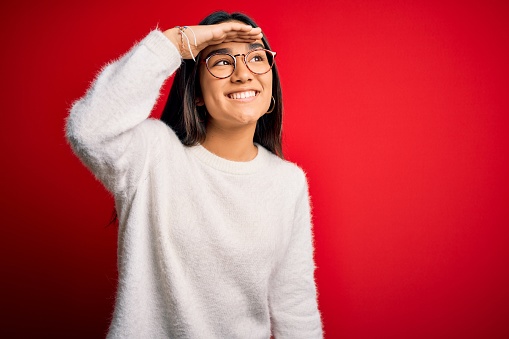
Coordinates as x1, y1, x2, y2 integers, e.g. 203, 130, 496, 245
66, 29, 323, 339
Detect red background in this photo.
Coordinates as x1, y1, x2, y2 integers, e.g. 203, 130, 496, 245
1, 0, 508, 338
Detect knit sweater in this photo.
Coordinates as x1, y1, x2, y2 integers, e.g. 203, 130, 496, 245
66, 29, 323, 339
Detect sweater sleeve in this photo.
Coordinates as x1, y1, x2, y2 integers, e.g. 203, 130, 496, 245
65, 29, 182, 196
269, 173, 324, 338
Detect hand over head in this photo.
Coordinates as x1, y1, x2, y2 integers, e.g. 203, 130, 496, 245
164, 22, 263, 60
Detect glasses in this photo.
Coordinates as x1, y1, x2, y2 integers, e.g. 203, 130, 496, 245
202, 49, 277, 79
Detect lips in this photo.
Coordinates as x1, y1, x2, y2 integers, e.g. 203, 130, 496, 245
227, 90, 259, 100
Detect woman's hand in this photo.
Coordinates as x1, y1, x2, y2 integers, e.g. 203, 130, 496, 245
163, 22, 263, 59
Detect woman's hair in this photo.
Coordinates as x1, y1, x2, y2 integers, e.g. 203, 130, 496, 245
161, 11, 284, 158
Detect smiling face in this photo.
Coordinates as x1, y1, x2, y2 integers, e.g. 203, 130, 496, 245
198, 40, 273, 130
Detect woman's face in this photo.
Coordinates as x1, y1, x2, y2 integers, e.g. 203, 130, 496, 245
198, 38, 273, 130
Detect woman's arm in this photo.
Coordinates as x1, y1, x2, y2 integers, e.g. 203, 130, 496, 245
269, 173, 324, 338
66, 29, 181, 196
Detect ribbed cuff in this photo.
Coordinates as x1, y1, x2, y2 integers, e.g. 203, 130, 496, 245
141, 29, 182, 72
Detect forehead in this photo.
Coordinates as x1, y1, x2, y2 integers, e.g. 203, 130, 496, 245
200, 40, 265, 58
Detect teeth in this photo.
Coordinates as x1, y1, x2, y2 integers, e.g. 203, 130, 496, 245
228, 91, 257, 99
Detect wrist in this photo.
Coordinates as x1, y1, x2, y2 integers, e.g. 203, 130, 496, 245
163, 28, 181, 55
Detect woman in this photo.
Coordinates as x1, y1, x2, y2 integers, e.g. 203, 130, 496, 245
66, 11, 323, 339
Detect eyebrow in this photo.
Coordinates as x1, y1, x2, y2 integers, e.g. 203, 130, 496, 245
205, 43, 266, 59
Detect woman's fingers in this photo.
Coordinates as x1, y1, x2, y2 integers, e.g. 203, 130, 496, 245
221, 21, 261, 34
210, 23, 262, 43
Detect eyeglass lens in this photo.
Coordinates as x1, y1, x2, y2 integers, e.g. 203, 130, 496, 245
206, 49, 275, 78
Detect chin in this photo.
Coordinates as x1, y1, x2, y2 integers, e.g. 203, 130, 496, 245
233, 111, 265, 125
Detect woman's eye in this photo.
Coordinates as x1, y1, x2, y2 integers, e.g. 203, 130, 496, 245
212, 58, 232, 67
248, 53, 266, 63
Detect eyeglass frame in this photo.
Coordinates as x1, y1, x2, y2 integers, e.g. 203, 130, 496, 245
201, 48, 277, 79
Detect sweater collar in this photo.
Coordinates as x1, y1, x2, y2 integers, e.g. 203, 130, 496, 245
188, 143, 271, 175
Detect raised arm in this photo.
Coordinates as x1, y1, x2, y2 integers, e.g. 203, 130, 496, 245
66, 23, 262, 196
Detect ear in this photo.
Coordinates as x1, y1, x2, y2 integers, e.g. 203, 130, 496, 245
196, 97, 205, 106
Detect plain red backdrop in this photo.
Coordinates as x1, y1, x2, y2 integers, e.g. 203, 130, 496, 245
1, 0, 508, 338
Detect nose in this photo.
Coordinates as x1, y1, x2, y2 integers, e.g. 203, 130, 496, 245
230, 54, 252, 83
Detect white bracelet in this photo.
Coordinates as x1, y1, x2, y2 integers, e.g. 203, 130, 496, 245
176, 26, 198, 61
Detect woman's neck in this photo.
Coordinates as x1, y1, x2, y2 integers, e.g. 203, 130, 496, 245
201, 123, 258, 162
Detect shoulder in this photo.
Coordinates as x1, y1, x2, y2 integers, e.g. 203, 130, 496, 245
137, 118, 180, 142
260, 146, 309, 192
134, 118, 185, 156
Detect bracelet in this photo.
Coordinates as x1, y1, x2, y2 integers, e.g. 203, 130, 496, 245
175, 26, 197, 61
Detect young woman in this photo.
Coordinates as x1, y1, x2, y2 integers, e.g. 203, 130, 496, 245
66, 11, 323, 339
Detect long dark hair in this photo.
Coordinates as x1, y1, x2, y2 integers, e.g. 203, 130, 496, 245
161, 11, 284, 158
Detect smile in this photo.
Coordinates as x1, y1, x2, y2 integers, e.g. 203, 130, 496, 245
227, 91, 259, 100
